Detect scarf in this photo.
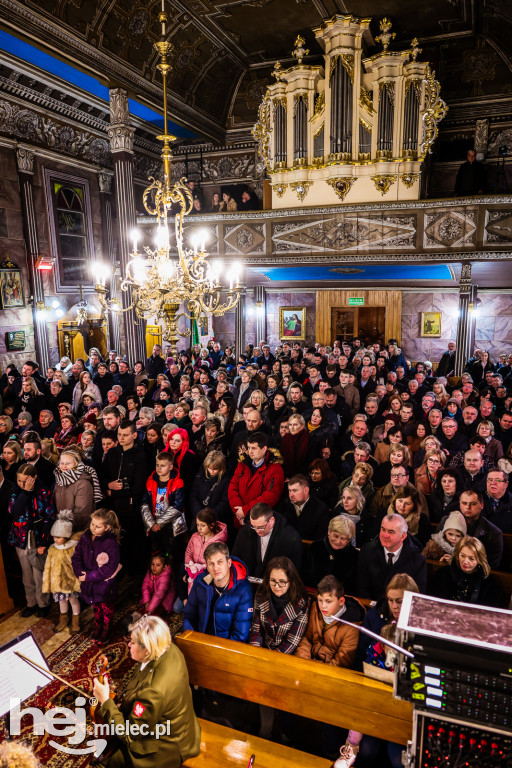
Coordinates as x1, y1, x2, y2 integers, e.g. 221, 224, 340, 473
54, 462, 103, 502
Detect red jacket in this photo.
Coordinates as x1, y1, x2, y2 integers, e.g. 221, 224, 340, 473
228, 451, 285, 527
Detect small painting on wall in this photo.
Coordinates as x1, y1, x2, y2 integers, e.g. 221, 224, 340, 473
0, 259, 25, 309
421, 312, 442, 337
280, 306, 306, 340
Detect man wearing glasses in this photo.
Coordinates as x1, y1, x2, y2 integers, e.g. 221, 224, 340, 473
484, 470, 512, 533
232, 502, 302, 579
370, 465, 427, 523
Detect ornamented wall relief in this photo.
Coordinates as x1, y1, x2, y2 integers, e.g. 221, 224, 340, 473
424, 209, 477, 248
0, 98, 110, 165
484, 210, 512, 244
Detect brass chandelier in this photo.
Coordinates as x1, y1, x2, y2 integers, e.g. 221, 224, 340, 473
94, 1, 243, 355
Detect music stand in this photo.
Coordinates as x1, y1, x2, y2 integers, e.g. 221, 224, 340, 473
0, 630, 52, 723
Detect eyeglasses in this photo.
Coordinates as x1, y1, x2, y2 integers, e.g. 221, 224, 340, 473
488, 478, 507, 483
251, 519, 272, 532
269, 579, 289, 588
391, 473, 407, 479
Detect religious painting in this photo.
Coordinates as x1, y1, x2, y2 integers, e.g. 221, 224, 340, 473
280, 306, 306, 340
0, 262, 25, 308
420, 312, 441, 337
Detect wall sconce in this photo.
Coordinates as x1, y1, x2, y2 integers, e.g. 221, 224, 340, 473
36, 298, 63, 318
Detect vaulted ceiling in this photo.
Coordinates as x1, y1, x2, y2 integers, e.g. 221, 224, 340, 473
0, 0, 511, 142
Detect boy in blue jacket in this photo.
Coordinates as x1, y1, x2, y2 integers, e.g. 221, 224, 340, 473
183, 541, 253, 643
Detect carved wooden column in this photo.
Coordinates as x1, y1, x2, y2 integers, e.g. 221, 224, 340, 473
97, 170, 120, 353
454, 262, 476, 377
16, 147, 50, 370
108, 88, 146, 363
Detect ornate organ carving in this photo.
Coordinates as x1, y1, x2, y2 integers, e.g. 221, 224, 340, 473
253, 15, 447, 207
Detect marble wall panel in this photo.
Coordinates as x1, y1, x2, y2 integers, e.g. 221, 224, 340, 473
474, 316, 496, 342
494, 316, 512, 341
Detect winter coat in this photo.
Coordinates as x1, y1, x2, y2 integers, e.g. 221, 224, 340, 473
72, 382, 102, 415
295, 597, 365, 668
232, 379, 258, 411
183, 557, 253, 642
8, 481, 55, 549
422, 531, 455, 561
184, 523, 228, 591
189, 469, 231, 523
71, 528, 121, 604
304, 537, 359, 594
280, 429, 309, 478
249, 593, 310, 653
140, 470, 184, 532
232, 511, 303, 579
141, 565, 176, 613
97, 643, 201, 768
228, 451, 285, 527
429, 560, 499, 607
42, 533, 82, 594
53, 470, 95, 532
280, 496, 331, 541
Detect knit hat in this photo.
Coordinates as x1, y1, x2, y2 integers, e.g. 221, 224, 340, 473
84, 412, 97, 426
82, 389, 97, 401
88, 402, 103, 411
442, 511, 467, 536
51, 509, 74, 539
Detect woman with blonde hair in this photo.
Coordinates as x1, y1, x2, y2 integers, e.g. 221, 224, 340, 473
429, 536, 498, 606
189, 450, 231, 524
338, 462, 375, 504
13, 377, 46, 420
413, 434, 442, 470
93, 614, 201, 768
476, 419, 504, 462
0, 414, 14, 450
414, 448, 446, 495
250, 388, 268, 411
335, 484, 366, 530
1, 438, 23, 482
305, 515, 359, 593
41, 437, 59, 465
432, 380, 449, 408
53, 449, 100, 532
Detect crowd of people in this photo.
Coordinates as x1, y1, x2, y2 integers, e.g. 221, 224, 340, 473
1, 338, 512, 767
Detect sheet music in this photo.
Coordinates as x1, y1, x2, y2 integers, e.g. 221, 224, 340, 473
0, 633, 52, 717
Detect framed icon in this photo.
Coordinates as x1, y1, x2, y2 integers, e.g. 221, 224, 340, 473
421, 312, 441, 337
0, 260, 25, 308
279, 306, 306, 341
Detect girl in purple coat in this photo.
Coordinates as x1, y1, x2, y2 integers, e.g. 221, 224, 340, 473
72, 508, 121, 644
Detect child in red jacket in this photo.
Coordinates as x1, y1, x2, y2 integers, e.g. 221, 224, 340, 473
141, 554, 176, 615
140, 452, 185, 559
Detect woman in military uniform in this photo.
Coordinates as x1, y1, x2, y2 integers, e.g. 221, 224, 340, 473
93, 615, 201, 768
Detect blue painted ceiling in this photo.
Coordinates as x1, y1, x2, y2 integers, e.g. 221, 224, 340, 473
0, 30, 194, 138
255, 264, 454, 281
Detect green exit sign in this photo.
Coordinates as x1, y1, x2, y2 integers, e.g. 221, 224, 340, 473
348, 297, 364, 306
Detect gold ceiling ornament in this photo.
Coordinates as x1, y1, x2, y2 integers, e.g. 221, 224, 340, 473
326, 177, 357, 201
273, 183, 288, 198
375, 17, 395, 51
400, 172, 421, 189
420, 65, 448, 159
94, 0, 243, 356
292, 35, 309, 64
253, 90, 272, 169
290, 180, 313, 201
410, 37, 422, 61
371, 174, 396, 195
359, 86, 376, 114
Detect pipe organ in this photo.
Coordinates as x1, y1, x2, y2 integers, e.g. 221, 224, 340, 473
253, 15, 447, 208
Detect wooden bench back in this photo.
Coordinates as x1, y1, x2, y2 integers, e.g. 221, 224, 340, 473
176, 630, 413, 745
426, 560, 512, 607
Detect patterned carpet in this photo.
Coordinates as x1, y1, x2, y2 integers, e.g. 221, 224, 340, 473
1, 605, 184, 767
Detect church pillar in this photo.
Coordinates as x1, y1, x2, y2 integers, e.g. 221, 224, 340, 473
454, 262, 476, 377
108, 88, 146, 363
235, 287, 247, 358
16, 147, 50, 371
254, 285, 266, 345
97, 170, 120, 353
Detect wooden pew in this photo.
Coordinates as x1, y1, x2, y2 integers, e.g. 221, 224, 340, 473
186, 718, 331, 767
176, 630, 413, 748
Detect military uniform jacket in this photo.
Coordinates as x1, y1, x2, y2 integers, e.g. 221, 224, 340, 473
99, 643, 201, 768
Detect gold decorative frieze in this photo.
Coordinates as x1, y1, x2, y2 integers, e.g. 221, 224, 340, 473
329, 54, 355, 83
405, 78, 422, 102
311, 91, 325, 120
371, 174, 396, 195
359, 116, 372, 133
360, 86, 375, 115
273, 183, 288, 198
290, 181, 313, 201
326, 177, 357, 200
420, 65, 448, 159
379, 81, 395, 106
313, 122, 324, 139
293, 92, 308, 115
252, 91, 272, 170
400, 172, 421, 188
272, 61, 285, 81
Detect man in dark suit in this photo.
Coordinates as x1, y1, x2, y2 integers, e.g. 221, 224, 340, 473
357, 513, 427, 600
436, 342, 456, 378
256, 345, 275, 370
146, 344, 166, 378
22, 434, 56, 490
484, 469, 512, 534
280, 475, 331, 541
